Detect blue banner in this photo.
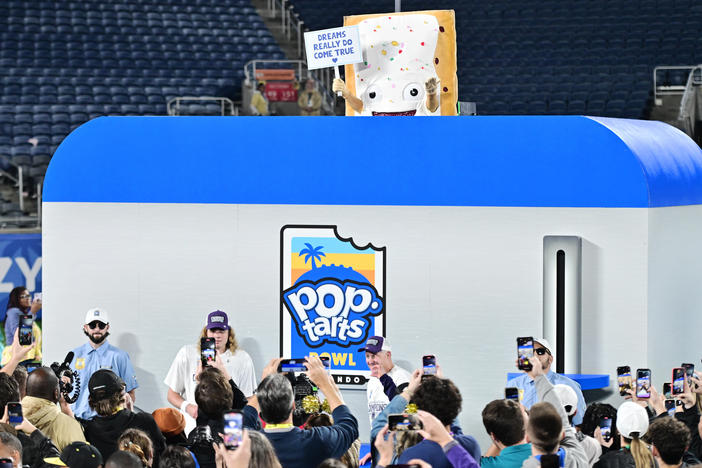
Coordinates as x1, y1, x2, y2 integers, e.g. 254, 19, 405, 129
0, 233, 42, 348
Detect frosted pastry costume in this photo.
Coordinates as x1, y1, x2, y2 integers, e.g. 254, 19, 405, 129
342, 10, 458, 116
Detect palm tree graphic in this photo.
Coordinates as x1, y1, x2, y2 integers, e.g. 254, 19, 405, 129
299, 243, 325, 269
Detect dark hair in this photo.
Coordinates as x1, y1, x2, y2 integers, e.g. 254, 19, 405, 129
0, 374, 19, 416
12, 366, 27, 400
304, 412, 333, 428
26, 367, 59, 402
158, 445, 196, 468
318, 459, 347, 468
482, 399, 525, 446
412, 376, 462, 426
6, 287, 28, 312
580, 402, 620, 449
257, 374, 294, 424
106, 450, 143, 468
648, 417, 691, 465
527, 402, 562, 453
194, 367, 233, 418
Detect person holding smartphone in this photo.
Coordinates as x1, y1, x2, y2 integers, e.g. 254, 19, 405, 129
506, 338, 587, 425
69, 308, 139, 420
359, 336, 412, 425
1, 286, 42, 365
164, 310, 256, 435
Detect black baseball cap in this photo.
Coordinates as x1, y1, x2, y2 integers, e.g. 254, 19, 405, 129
45, 441, 103, 468
88, 369, 125, 398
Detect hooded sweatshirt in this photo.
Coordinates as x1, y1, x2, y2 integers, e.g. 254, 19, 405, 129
21, 395, 86, 450
521, 376, 588, 468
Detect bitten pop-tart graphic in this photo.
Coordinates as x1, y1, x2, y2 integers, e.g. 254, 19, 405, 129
343, 10, 457, 116
280, 226, 385, 379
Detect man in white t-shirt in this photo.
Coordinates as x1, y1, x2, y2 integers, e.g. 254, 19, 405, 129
164, 310, 256, 435
359, 335, 411, 425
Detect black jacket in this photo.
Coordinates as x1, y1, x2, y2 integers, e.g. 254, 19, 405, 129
594, 449, 638, 468
17, 429, 61, 468
188, 379, 250, 468
81, 409, 166, 465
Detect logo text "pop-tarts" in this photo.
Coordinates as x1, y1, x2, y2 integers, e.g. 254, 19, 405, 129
283, 279, 383, 348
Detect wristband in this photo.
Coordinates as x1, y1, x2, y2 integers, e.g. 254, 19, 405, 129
180, 400, 193, 413
442, 439, 459, 453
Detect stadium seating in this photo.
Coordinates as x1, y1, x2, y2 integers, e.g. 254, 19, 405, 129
288, 0, 702, 118
0, 0, 286, 199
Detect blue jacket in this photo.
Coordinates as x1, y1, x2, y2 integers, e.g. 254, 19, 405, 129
263, 405, 358, 468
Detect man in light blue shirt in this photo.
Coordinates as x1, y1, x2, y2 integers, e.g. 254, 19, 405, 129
506, 338, 586, 425
70, 308, 138, 420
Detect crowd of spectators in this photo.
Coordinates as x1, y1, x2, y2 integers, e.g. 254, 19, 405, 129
0, 304, 701, 468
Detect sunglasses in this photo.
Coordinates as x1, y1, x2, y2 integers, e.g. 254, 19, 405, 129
535, 348, 550, 356
88, 321, 107, 330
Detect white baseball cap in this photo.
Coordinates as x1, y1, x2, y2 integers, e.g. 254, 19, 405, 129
534, 338, 552, 353
84, 308, 110, 325
553, 384, 578, 416
616, 401, 649, 438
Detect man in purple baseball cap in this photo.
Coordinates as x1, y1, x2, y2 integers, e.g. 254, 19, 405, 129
359, 335, 411, 424
164, 310, 257, 434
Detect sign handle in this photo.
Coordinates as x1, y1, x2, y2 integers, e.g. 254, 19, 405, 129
334, 66, 342, 97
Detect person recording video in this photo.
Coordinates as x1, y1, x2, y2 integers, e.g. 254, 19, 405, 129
164, 310, 256, 435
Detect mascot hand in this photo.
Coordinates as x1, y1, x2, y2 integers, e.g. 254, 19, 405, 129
332, 78, 348, 96
425, 77, 439, 95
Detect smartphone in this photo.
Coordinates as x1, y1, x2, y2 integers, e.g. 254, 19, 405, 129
636, 368, 651, 398
278, 358, 307, 373
7, 402, 21, 427
0, 459, 13, 468
223, 411, 243, 450
663, 382, 672, 399
665, 399, 676, 416
682, 363, 695, 386
505, 387, 519, 401
517, 337, 534, 371
388, 414, 422, 431
617, 366, 632, 396
599, 417, 612, 442
672, 367, 685, 395
200, 337, 215, 366
33, 292, 42, 302
18, 315, 33, 346
422, 355, 437, 375
320, 356, 330, 370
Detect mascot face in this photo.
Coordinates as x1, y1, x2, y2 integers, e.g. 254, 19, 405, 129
353, 14, 441, 115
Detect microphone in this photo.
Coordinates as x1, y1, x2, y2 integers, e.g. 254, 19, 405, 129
62, 351, 74, 367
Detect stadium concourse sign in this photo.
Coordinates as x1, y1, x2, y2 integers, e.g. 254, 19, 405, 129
304, 26, 363, 70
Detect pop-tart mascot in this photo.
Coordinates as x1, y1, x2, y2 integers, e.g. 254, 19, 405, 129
332, 10, 457, 116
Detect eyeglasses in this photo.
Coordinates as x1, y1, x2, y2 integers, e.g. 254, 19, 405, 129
88, 321, 107, 330
535, 348, 550, 356
19, 294, 30, 299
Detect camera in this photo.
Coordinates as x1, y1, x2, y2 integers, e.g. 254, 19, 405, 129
50, 351, 80, 404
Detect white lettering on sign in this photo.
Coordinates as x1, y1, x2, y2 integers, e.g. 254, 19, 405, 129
304, 26, 363, 70
0, 257, 42, 293
15, 257, 41, 292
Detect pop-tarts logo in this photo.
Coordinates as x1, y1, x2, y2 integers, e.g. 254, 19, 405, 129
283, 277, 383, 347
281, 225, 386, 363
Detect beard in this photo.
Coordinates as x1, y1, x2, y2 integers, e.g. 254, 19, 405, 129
84, 329, 109, 344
